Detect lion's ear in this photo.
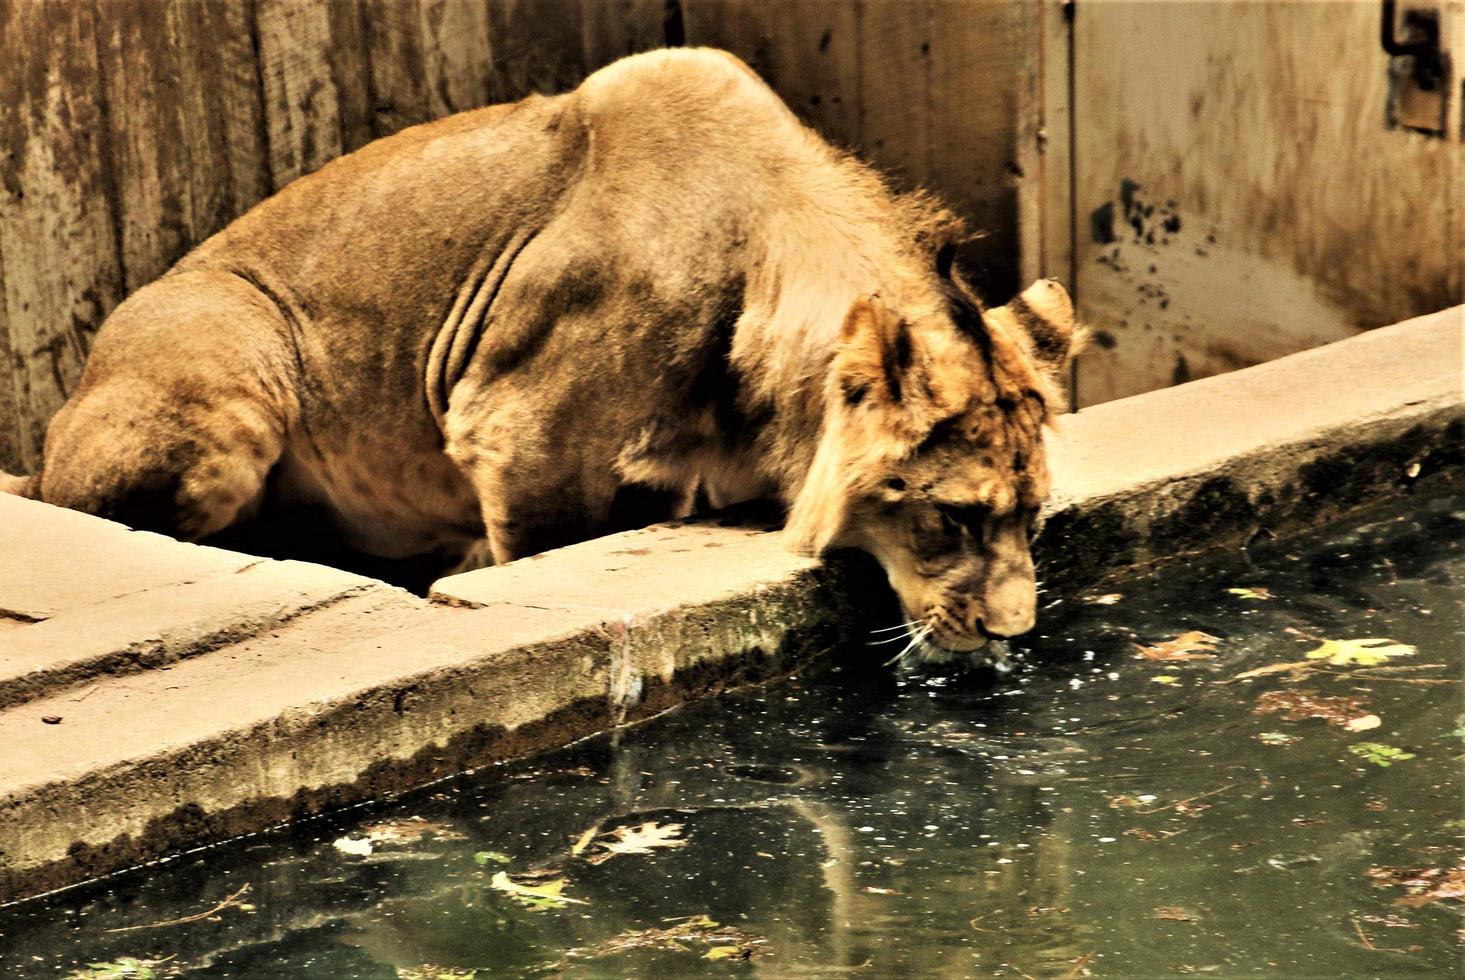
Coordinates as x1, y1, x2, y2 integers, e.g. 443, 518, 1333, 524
992, 278, 1083, 378
836, 294, 913, 406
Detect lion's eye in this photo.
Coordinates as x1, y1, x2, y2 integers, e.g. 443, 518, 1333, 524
885, 478, 907, 492
936, 503, 990, 538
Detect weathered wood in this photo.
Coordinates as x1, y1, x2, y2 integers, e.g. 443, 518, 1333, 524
0, 0, 123, 472
419, 0, 495, 118
486, 0, 591, 103
581, 0, 669, 70
169, 0, 271, 235
256, 0, 372, 188
1070, 2, 1463, 406
682, 0, 864, 150
95, 0, 193, 292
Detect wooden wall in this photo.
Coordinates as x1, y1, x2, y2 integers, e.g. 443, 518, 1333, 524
0, 0, 1029, 474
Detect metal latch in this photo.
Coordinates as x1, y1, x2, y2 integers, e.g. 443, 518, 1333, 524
1382, 0, 1451, 136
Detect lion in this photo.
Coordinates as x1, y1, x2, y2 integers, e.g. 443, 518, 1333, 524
2, 48, 1077, 665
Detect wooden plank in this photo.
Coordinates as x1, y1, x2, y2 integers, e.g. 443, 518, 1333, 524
1070, 2, 1462, 406
682, 0, 864, 150
256, 0, 372, 188
486, 0, 591, 103
0, 0, 123, 471
419, 0, 494, 118
581, 0, 669, 71
364, 0, 431, 137
169, 0, 271, 235
94, 0, 193, 293
1018, 0, 1073, 293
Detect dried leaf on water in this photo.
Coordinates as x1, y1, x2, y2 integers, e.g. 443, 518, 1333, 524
362, 817, 466, 846
1254, 690, 1371, 728
564, 915, 766, 960
397, 967, 477, 980
1345, 714, 1382, 732
1348, 742, 1416, 767
1151, 675, 1181, 685
583, 821, 688, 864
1087, 593, 1124, 605
1367, 866, 1465, 907
1134, 631, 1220, 662
1231, 661, 1315, 681
1227, 587, 1272, 600
473, 851, 511, 866
1154, 906, 1199, 921
489, 871, 587, 910
1305, 637, 1416, 667
66, 958, 175, 980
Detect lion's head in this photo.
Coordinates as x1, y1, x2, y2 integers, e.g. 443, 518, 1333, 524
787, 273, 1079, 665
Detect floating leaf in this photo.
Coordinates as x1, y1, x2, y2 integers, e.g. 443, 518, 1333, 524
1258, 732, 1297, 746
1305, 637, 1416, 667
1152, 675, 1181, 685
1087, 593, 1124, 606
66, 958, 173, 980
705, 947, 743, 960
397, 967, 477, 980
1134, 631, 1219, 662
1108, 793, 1157, 809
1367, 866, 1465, 906
489, 871, 587, 909
564, 916, 764, 960
473, 851, 512, 866
1345, 714, 1382, 732
1231, 661, 1314, 681
1227, 587, 1272, 601
584, 821, 687, 864
362, 817, 466, 846
333, 836, 374, 857
1154, 906, 1198, 921
1348, 742, 1416, 767
1255, 690, 1371, 728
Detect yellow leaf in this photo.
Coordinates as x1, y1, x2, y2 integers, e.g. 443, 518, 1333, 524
1088, 593, 1124, 605
705, 946, 741, 960
1227, 587, 1272, 600
1152, 675, 1180, 685
570, 825, 597, 856
489, 872, 587, 907
1305, 638, 1416, 667
1346, 714, 1382, 732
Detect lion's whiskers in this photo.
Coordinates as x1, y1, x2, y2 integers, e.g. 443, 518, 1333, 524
884, 624, 932, 666
867, 619, 920, 636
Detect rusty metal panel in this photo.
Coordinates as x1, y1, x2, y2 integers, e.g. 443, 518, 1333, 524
1068, 1, 1464, 407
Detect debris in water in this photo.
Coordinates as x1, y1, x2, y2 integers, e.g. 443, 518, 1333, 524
473, 851, 512, 866
1226, 587, 1272, 600
1154, 906, 1199, 921
361, 817, 466, 845
397, 967, 477, 980
1305, 637, 1416, 667
65, 956, 175, 979
1254, 690, 1371, 727
1348, 742, 1416, 767
1257, 732, 1297, 746
1134, 631, 1219, 661
563, 915, 765, 960
583, 821, 688, 864
332, 836, 374, 857
1087, 593, 1124, 605
1346, 714, 1382, 732
490, 871, 587, 910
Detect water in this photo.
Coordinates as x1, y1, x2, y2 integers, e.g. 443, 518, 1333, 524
3, 493, 1462, 978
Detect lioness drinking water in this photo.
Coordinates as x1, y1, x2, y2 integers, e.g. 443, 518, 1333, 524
1, 48, 1078, 665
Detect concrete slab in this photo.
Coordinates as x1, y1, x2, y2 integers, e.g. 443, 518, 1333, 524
0, 560, 386, 709
0, 494, 257, 622
0, 307, 1459, 903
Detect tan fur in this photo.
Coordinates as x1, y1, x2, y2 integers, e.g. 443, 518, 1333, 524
1, 49, 1078, 657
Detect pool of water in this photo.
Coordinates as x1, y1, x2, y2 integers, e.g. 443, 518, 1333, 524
3, 493, 1462, 978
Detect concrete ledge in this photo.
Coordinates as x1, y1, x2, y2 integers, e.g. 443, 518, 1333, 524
0, 306, 1459, 903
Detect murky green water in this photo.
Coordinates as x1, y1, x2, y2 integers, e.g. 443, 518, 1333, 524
3, 493, 1462, 979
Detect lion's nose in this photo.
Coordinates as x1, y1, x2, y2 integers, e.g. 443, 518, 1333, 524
975, 578, 1037, 638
